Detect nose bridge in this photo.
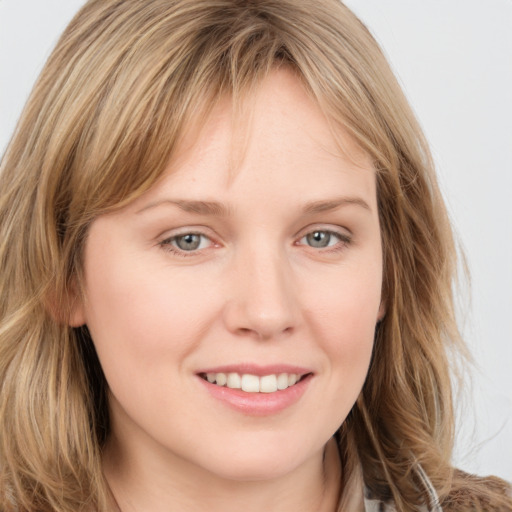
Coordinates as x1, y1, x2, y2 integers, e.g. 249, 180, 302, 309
223, 240, 300, 340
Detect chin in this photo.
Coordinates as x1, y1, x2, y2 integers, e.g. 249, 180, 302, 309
207, 459, 297, 483
196, 438, 316, 482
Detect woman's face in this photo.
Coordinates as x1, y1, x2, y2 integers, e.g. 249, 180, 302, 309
74, 69, 384, 482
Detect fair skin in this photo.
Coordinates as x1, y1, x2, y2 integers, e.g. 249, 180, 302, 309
73, 69, 383, 512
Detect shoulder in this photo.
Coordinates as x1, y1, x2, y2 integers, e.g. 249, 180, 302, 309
363, 464, 443, 512
441, 470, 512, 512
363, 466, 511, 512
367, 468, 512, 512
363, 488, 438, 512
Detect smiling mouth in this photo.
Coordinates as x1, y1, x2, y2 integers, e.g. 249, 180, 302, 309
199, 372, 310, 393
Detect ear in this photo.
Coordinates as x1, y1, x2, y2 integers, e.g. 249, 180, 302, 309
67, 294, 87, 327
377, 300, 386, 322
46, 280, 87, 327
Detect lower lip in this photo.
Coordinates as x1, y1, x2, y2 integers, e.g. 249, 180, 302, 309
197, 374, 313, 416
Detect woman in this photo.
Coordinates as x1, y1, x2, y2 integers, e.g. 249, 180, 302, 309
0, 1, 510, 511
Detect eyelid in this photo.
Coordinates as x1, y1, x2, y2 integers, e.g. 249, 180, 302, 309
157, 225, 217, 243
156, 224, 352, 258
158, 227, 220, 257
294, 225, 353, 251
295, 223, 352, 240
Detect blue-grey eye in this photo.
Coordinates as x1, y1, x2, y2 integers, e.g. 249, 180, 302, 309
173, 234, 204, 251
303, 231, 339, 248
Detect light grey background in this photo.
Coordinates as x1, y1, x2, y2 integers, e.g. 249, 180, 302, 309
1, 0, 511, 480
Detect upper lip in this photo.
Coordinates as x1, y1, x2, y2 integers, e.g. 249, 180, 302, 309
196, 363, 313, 377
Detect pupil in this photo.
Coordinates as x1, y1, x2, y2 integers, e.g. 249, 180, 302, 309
307, 231, 330, 248
177, 234, 200, 250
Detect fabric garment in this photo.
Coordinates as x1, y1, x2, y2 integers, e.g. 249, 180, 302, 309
363, 465, 443, 512
336, 450, 443, 512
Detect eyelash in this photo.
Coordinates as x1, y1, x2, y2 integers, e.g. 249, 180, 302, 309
296, 230, 352, 253
158, 228, 352, 258
159, 232, 213, 258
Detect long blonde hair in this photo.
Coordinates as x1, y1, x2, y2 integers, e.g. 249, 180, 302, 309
0, 1, 510, 511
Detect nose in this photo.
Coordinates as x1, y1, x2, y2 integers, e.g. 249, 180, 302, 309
222, 247, 301, 341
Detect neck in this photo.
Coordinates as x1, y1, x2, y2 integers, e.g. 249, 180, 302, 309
103, 437, 342, 512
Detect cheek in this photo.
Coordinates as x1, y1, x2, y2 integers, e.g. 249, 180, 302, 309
302, 264, 381, 402
91, 289, 195, 353
82, 247, 220, 386
82, 267, 221, 434
305, 262, 382, 344
321, 298, 376, 386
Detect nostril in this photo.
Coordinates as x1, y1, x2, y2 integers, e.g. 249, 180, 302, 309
222, 268, 300, 339
232, 324, 294, 340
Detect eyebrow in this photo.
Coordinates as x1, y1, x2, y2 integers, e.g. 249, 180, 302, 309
137, 199, 232, 216
136, 196, 371, 216
302, 197, 371, 214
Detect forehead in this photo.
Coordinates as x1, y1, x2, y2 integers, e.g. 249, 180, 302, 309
160, 69, 373, 188
122, 68, 377, 220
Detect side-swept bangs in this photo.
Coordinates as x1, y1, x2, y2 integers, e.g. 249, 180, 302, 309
0, 1, 470, 510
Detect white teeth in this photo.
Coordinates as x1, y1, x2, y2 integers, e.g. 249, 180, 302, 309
241, 374, 260, 393
277, 373, 289, 390
227, 372, 241, 389
260, 374, 278, 393
204, 372, 303, 393
216, 373, 227, 386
